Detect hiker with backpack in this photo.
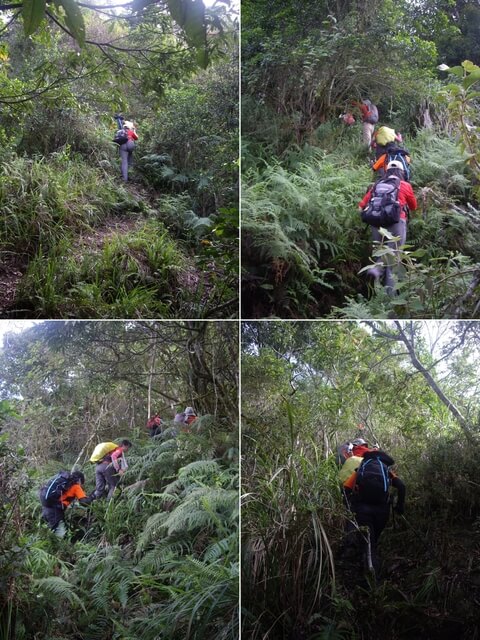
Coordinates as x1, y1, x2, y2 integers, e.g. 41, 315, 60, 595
358, 160, 418, 295
352, 99, 379, 146
146, 412, 163, 437
40, 470, 93, 537
370, 125, 411, 180
113, 117, 138, 182
91, 439, 132, 500
342, 450, 406, 576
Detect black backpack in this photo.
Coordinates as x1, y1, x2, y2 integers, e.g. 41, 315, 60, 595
361, 175, 402, 227
39, 471, 72, 507
355, 455, 391, 505
113, 129, 128, 145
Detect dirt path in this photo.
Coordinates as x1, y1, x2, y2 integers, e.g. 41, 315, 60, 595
0, 255, 26, 318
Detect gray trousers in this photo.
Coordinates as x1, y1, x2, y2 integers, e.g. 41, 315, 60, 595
94, 461, 120, 500
369, 219, 407, 295
119, 140, 135, 181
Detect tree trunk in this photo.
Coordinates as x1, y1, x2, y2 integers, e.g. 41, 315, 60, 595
393, 322, 474, 444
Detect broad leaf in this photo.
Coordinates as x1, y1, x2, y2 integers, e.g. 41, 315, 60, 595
60, 0, 86, 47
167, 0, 208, 68
23, 0, 46, 36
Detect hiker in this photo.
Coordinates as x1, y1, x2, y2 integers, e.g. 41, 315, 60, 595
93, 439, 132, 500
358, 160, 418, 295
341, 112, 356, 126
371, 125, 403, 159
146, 412, 162, 437
184, 406, 197, 426
119, 120, 138, 182
343, 450, 406, 576
338, 439, 379, 483
174, 409, 186, 424
352, 99, 379, 146
40, 471, 92, 538
370, 125, 410, 179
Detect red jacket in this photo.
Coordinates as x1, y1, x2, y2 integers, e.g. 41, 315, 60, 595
352, 101, 375, 123
126, 129, 138, 141
359, 181, 417, 221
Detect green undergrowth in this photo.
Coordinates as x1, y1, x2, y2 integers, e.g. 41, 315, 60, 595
0, 417, 239, 640
0, 149, 238, 318
14, 221, 191, 319
242, 128, 480, 318
0, 150, 139, 256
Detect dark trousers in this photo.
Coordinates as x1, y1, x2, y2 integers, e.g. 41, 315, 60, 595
42, 505, 64, 529
352, 502, 389, 574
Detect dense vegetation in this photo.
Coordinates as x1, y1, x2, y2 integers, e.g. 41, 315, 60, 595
242, 0, 480, 318
0, 0, 238, 319
242, 320, 480, 639
0, 320, 239, 639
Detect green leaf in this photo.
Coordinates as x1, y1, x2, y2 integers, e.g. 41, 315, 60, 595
167, 0, 208, 68
60, 0, 85, 47
448, 66, 464, 78
463, 71, 480, 89
462, 60, 479, 73
23, 0, 46, 36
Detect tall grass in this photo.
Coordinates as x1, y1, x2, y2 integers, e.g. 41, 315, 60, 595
242, 404, 341, 639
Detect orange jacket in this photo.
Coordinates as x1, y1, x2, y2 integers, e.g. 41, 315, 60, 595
60, 483, 87, 508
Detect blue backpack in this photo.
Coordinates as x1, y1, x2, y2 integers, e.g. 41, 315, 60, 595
386, 146, 411, 181
355, 455, 391, 505
39, 471, 72, 507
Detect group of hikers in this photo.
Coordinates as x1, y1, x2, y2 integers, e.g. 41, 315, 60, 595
40, 405, 198, 537
39, 439, 132, 537
344, 99, 418, 295
337, 435, 406, 578
146, 406, 198, 437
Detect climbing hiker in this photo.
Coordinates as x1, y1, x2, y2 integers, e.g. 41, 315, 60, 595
91, 439, 132, 500
371, 124, 411, 180
174, 409, 186, 423
342, 450, 406, 577
352, 99, 379, 146
184, 406, 197, 426
146, 412, 163, 437
40, 470, 92, 537
119, 120, 138, 182
341, 112, 356, 126
371, 125, 403, 158
338, 439, 380, 483
358, 160, 418, 295
370, 125, 411, 180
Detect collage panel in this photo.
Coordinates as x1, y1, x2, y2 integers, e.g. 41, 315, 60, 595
241, 0, 480, 319
0, 1, 239, 320
241, 320, 480, 639
0, 320, 239, 638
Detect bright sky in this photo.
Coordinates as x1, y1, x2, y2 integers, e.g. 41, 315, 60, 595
0, 321, 38, 346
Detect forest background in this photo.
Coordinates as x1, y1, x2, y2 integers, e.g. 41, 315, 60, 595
242, 320, 480, 639
242, 0, 480, 319
0, 0, 238, 319
0, 320, 239, 639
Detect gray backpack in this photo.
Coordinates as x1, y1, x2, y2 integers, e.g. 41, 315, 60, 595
361, 175, 401, 227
